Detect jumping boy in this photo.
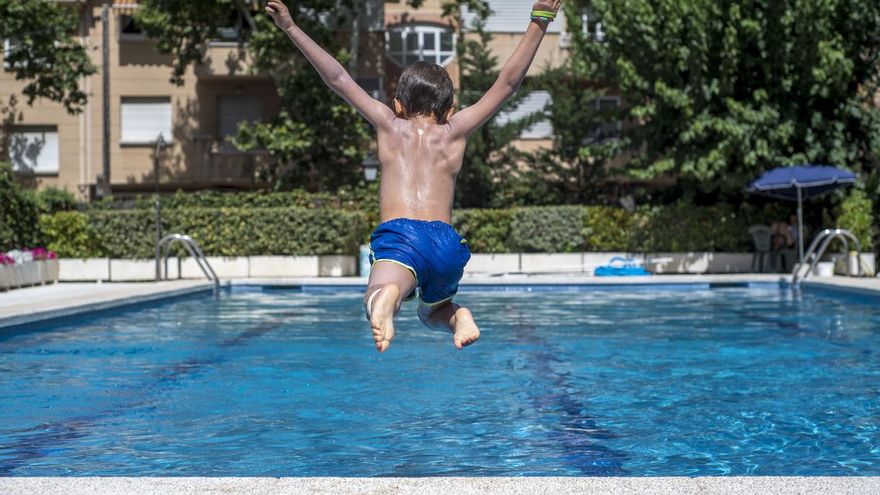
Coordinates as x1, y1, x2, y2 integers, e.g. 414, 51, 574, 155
267, 0, 562, 352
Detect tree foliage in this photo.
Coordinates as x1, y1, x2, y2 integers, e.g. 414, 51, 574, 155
446, 2, 545, 208
568, 0, 880, 193
135, 0, 425, 191
0, 0, 96, 114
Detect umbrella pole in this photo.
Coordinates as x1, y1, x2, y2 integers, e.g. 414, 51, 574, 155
797, 186, 804, 265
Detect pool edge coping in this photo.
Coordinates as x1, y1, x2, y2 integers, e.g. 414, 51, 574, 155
4, 274, 879, 331
1, 476, 879, 495
0, 282, 214, 330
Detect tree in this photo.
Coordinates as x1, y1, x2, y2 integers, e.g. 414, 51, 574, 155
0, 0, 96, 157
0, 0, 96, 113
135, 0, 423, 192
567, 0, 880, 194
443, 1, 546, 208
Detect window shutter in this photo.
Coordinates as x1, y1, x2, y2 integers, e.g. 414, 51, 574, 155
8, 127, 60, 174
496, 91, 553, 139
121, 98, 172, 144
218, 96, 263, 140
463, 1, 565, 34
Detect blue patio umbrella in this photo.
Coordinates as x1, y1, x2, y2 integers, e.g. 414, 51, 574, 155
746, 165, 857, 263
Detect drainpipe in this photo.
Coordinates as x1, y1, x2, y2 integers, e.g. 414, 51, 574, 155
100, 3, 111, 198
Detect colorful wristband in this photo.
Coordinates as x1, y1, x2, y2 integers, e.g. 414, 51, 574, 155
531, 10, 556, 21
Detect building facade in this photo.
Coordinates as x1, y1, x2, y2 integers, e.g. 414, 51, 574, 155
1, 0, 582, 199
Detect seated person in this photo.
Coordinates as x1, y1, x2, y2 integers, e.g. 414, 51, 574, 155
771, 215, 798, 251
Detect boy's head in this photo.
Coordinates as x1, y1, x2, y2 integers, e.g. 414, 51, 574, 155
393, 61, 454, 123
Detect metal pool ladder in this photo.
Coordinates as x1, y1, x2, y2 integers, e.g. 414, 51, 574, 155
156, 234, 220, 290
791, 228, 866, 285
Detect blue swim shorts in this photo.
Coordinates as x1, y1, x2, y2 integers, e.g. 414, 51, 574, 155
369, 218, 471, 306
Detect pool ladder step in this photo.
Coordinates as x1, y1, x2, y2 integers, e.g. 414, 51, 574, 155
156, 234, 220, 290
792, 228, 869, 285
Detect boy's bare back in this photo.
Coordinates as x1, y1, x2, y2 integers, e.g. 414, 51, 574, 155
376, 118, 465, 224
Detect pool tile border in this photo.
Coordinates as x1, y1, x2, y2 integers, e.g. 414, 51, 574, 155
3, 274, 878, 332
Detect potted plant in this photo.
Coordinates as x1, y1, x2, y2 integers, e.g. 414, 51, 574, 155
27, 248, 59, 285
835, 189, 876, 276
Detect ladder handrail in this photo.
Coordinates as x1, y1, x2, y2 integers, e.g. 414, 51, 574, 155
156, 234, 220, 290
792, 228, 863, 284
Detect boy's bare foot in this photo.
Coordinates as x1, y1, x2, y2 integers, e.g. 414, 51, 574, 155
452, 307, 480, 350
369, 285, 400, 353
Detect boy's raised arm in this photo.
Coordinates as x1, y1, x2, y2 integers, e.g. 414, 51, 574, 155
448, 1, 561, 138
266, 1, 395, 129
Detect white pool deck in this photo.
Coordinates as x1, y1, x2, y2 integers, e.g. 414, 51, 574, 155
2, 274, 880, 494
1, 477, 880, 495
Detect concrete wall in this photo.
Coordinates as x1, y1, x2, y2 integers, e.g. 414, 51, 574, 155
463, 253, 756, 276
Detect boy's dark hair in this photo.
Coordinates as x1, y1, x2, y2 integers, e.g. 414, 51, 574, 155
395, 61, 454, 122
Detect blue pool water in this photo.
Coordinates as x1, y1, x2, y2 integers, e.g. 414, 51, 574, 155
1, 285, 879, 476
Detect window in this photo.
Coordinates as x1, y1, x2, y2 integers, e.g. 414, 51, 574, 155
3, 38, 28, 71
580, 7, 606, 42
357, 77, 385, 101
119, 14, 145, 40
386, 25, 455, 67
120, 97, 172, 145
213, 7, 257, 44
496, 91, 553, 140
463, 0, 565, 34
7, 126, 59, 174
218, 95, 263, 143
593, 97, 622, 142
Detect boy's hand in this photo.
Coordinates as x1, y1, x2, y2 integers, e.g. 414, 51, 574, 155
266, 1, 295, 31
532, 0, 562, 16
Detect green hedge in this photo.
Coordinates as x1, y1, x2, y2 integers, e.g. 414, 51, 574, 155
41, 207, 365, 258
41, 202, 790, 258
454, 203, 779, 254
1, 163, 42, 251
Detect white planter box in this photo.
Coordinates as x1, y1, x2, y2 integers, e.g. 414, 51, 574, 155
44, 258, 59, 283
110, 259, 158, 282
465, 254, 520, 275
59, 258, 111, 282
0, 265, 11, 290
181, 257, 248, 279
19, 263, 40, 286
249, 256, 320, 278
319, 256, 357, 277
834, 253, 877, 277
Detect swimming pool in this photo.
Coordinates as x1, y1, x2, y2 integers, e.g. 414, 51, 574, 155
1, 284, 878, 476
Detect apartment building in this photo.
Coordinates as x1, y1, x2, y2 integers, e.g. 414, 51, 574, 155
1, 0, 590, 199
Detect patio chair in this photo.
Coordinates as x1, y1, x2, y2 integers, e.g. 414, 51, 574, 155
748, 225, 773, 272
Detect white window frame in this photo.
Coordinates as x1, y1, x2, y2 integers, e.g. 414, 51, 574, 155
3, 38, 26, 70
120, 97, 173, 146
581, 8, 606, 42
118, 14, 147, 41
385, 24, 455, 68
7, 126, 60, 175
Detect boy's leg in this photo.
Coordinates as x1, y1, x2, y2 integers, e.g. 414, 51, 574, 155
364, 261, 417, 353
418, 301, 480, 350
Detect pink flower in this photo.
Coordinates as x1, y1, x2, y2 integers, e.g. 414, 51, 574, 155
0, 254, 15, 266
24, 248, 57, 261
